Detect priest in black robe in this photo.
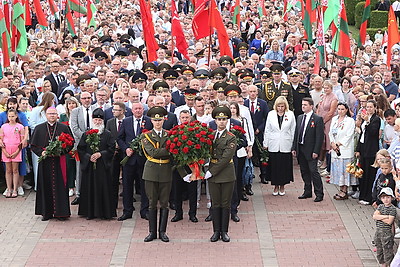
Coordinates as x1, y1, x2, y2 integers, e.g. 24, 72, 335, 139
31, 107, 74, 221
77, 108, 116, 220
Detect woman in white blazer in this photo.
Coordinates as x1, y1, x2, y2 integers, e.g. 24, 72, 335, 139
263, 96, 296, 196
328, 103, 356, 200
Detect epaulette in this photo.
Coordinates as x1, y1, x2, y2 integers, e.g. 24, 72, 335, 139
265, 81, 272, 84
227, 131, 235, 136
283, 81, 290, 85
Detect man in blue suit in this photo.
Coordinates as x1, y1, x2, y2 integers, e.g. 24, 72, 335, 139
117, 102, 153, 221
104, 91, 133, 122
244, 85, 269, 185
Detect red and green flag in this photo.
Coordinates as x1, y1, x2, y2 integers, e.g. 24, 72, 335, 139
68, 0, 86, 14
86, 0, 96, 27
11, 0, 27, 55
303, 0, 317, 43
65, 1, 76, 36
171, 0, 188, 60
357, 0, 371, 47
0, 3, 10, 68
232, 0, 240, 28
258, 0, 267, 17
323, 0, 340, 32
314, 6, 326, 73
331, 0, 352, 59
3, 0, 10, 31
48, 0, 59, 15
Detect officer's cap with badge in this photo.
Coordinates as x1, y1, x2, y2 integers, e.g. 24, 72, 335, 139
114, 47, 130, 57
142, 62, 158, 73
288, 68, 303, 77
184, 88, 198, 100
152, 80, 169, 92
194, 69, 210, 79
270, 61, 284, 74
76, 74, 92, 86
240, 70, 255, 81
172, 64, 184, 72
224, 84, 242, 96
211, 67, 226, 79
212, 105, 232, 119
219, 55, 234, 66
71, 51, 86, 61
95, 51, 108, 61
181, 65, 195, 75
213, 81, 228, 93
92, 108, 104, 119
238, 42, 249, 51
260, 70, 272, 79
163, 69, 179, 80
158, 63, 171, 73
147, 106, 168, 121
132, 72, 148, 83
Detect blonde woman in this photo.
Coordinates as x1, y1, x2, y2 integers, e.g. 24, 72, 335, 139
118, 80, 131, 102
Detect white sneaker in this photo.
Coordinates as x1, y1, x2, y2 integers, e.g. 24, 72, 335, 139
207, 202, 211, 209
69, 189, 74, 197
17, 186, 24, 196
22, 181, 32, 190
359, 200, 370, 205
351, 191, 360, 199
2, 188, 8, 196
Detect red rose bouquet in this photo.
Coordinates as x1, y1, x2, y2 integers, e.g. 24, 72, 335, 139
85, 129, 100, 169
230, 125, 247, 146
166, 121, 214, 181
39, 132, 74, 162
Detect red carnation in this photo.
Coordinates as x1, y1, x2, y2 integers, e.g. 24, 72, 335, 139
206, 140, 212, 145
195, 133, 201, 138
200, 131, 207, 135
172, 149, 179, 154
198, 159, 205, 164
170, 143, 176, 149
182, 147, 189, 153
201, 123, 207, 127
61, 143, 67, 149
179, 130, 184, 135
179, 125, 185, 129
177, 141, 182, 147
166, 140, 171, 145
200, 137, 206, 143
195, 144, 201, 149
208, 128, 213, 132
187, 140, 194, 146
188, 127, 194, 132
208, 134, 214, 139
195, 126, 200, 130
173, 137, 178, 142
182, 135, 188, 140
172, 130, 178, 135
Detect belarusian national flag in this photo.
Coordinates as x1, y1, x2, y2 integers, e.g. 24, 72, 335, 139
323, 0, 340, 32
331, 0, 351, 58
357, 0, 371, 47
258, 0, 266, 17
87, 0, 96, 27
0, 3, 10, 67
68, 0, 87, 14
314, 6, 326, 73
232, 0, 240, 28
33, 0, 48, 27
65, 1, 76, 36
139, 0, 158, 62
11, 0, 27, 55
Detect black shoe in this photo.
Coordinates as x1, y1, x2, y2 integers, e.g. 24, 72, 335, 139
169, 203, 176, 210
240, 193, 249, 201
261, 177, 268, 184
57, 217, 68, 221
210, 232, 220, 242
171, 214, 183, 222
221, 232, 230, 242
117, 213, 132, 221
71, 197, 79, 205
41, 215, 53, 221
141, 213, 149, 220
245, 185, 254, 196
231, 214, 240, 222
159, 232, 169, 242
298, 194, 312, 199
314, 196, 323, 202
189, 215, 198, 223
205, 214, 212, 222
86, 217, 95, 220
144, 232, 157, 242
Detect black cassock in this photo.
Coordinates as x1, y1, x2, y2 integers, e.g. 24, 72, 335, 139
77, 129, 116, 219
31, 122, 73, 218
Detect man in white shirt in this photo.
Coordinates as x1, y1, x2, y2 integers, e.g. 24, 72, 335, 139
174, 89, 198, 122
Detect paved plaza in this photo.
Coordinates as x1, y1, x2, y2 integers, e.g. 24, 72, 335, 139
0, 165, 382, 266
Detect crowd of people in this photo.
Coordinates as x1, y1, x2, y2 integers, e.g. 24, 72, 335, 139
3, 0, 400, 261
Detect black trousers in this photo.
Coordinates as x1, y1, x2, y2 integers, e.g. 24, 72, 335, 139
298, 145, 324, 198
122, 163, 146, 215
110, 151, 123, 211
359, 156, 377, 203
174, 172, 197, 216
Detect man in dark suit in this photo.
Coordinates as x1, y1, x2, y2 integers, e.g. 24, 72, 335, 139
161, 89, 176, 113
104, 91, 133, 122
117, 102, 153, 220
44, 60, 65, 95
244, 85, 269, 185
292, 98, 324, 202
105, 102, 127, 213
171, 76, 188, 107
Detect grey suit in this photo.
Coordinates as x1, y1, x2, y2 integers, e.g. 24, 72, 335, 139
70, 105, 95, 196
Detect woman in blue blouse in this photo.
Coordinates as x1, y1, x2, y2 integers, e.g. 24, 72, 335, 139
264, 39, 284, 62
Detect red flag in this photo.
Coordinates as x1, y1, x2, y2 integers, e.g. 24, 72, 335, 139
24, 0, 31, 25
209, 0, 232, 58
48, 0, 59, 14
192, 0, 210, 40
387, 6, 400, 67
33, 0, 48, 27
171, 2, 188, 60
0, 3, 10, 67
139, 0, 158, 62
283, 0, 288, 21
4, 0, 10, 31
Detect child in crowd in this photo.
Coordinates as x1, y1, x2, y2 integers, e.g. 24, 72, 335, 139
0, 109, 24, 198
373, 187, 397, 267
372, 158, 396, 208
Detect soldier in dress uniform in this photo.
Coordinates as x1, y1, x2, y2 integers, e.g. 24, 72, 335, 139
205, 106, 237, 242
210, 67, 227, 83
219, 56, 235, 83
142, 107, 173, 242
181, 65, 195, 81
142, 63, 158, 83
288, 69, 311, 118
234, 42, 249, 63
261, 62, 294, 111
213, 82, 228, 103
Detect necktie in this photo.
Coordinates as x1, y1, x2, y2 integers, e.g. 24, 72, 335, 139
139, 92, 143, 102
299, 114, 306, 144
86, 108, 90, 129
136, 119, 141, 136
251, 102, 255, 113
159, 131, 162, 138
117, 121, 122, 132
189, 107, 193, 116
214, 132, 220, 142
56, 74, 60, 84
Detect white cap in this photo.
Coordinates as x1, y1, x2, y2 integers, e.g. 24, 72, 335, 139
379, 187, 395, 198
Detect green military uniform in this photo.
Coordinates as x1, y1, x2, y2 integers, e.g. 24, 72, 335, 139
141, 107, 172, 243
208, 106, 237, 242
234, 42, 249, 63
261, 80, 294, 111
